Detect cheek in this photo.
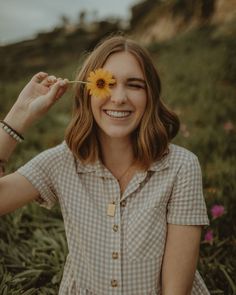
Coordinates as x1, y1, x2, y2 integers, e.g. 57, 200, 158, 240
136, 95, 147, 114
90, 97, 106, 123
91, 97, 100, 115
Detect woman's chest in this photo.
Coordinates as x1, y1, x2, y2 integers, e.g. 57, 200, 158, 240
59, 172, 172, 263
58, 171, 174, 219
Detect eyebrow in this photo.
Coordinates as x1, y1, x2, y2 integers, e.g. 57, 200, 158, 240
127, 77, 146, 85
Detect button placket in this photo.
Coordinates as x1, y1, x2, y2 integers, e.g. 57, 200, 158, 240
113, 224, 119, 232
120, 199, 127, 207
111, 279, 118, 287
112, 251, 119, 259
109, 183, 122, 293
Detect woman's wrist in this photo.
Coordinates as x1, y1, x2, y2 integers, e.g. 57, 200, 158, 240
4, 105, 32, 135
0, 104, 29, 168
0, 120, 24, 143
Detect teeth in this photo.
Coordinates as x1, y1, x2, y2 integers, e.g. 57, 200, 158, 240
105, 110, 131, 118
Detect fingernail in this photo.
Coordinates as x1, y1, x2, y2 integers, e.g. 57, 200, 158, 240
49, 76, 56, 82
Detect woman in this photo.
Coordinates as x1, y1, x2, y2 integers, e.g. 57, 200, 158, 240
0, 35, 210, 294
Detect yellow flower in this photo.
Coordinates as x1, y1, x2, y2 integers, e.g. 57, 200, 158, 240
86, 68, 116, 99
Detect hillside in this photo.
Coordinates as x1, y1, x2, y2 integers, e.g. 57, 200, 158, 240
1, 0, 236, 82
130, 0, 236, 43
0, 19, 122, 82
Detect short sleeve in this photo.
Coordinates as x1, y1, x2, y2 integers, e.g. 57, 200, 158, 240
167, 154, 210, 227
17, 145, 62, 210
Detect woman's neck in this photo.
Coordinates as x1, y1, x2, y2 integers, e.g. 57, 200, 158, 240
99, 135, 135, 172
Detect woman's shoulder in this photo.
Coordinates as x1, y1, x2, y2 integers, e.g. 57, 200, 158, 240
150, 143, 198, 172
28, 140, 72, 164
166, 143, 200, 171
169, 143, 198, 162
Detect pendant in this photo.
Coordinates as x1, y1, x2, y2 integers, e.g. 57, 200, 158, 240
107, 202, 116, 217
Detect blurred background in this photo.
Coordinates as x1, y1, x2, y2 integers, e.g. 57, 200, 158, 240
0, 0, 235, 294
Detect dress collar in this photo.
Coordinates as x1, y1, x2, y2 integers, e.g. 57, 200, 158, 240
75, 158, 114, 178
148, 145, 171, 172
75, 148, 171, 177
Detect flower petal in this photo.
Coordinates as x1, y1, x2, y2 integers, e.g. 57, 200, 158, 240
86, 68, 116, 99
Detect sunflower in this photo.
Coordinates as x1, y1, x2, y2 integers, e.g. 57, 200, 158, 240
86, 68, 116, 99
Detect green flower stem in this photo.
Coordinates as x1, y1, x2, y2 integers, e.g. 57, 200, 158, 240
67, 80, 88, 84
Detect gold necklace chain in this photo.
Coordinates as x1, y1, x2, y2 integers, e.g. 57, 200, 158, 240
117, 160, 136, 182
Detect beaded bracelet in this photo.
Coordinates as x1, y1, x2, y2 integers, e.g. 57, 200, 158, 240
0, 120, 24, 143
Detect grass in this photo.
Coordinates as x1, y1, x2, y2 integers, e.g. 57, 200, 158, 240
0, 25, 236, 294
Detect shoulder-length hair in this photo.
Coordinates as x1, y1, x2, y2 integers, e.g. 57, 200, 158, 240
65, 35, 180, 169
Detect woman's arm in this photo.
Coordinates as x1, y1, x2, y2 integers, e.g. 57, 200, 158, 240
0, 72, 68, 215
161, 224, 202, 295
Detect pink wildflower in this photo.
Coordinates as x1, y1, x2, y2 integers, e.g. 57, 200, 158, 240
211, 204, 225, 219
180, 123, 190, 138
204, 229, 213, 245
223, 121, 234, 133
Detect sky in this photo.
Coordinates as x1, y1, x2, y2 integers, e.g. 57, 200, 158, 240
0, 0, 139, 45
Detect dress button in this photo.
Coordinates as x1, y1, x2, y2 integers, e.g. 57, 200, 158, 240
112, 252, 119, 259
113, 224, 118, 232
120, 200, 126, 207
111, 279, 118, 287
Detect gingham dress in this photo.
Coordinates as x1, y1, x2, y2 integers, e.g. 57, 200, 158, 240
17, 141, 210, 295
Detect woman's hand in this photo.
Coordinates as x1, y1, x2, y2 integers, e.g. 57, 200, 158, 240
4, 72, 69, 132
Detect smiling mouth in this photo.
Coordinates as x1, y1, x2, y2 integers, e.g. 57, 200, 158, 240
104, 110, 132, 118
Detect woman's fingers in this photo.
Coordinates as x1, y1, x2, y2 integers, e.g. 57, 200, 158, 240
55, 79, 69, 100
9, 73, 68, 125
45, 79, 68, 103
31, 72, 48, 83
26, 79, 68, 119
41, 75, 57, 87
31, 72, 60, 88
27, 72, 69, 106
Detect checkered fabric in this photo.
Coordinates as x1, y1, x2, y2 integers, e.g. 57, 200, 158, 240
17, 141, 210, 295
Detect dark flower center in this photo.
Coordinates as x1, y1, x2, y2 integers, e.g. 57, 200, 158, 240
96, 79, 106, 89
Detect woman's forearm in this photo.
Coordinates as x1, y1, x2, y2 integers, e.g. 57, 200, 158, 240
161, 224, 202, 295
0, 107, 29, 162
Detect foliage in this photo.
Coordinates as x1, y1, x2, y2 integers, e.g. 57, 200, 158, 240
0, 25, 235, 294
0, 205, 66, 294
150, 26, 236, 294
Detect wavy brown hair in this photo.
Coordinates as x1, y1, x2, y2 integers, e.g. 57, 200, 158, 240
65, 35, 180, 169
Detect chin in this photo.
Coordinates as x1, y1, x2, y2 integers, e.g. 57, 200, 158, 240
101, 129, 133, 140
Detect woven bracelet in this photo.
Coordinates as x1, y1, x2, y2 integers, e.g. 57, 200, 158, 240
0, 120, 24, 143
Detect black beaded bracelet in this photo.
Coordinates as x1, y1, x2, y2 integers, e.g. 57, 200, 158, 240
0, 120, 24, 143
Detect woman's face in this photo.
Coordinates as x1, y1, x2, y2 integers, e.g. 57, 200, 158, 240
91, 51, 147, 142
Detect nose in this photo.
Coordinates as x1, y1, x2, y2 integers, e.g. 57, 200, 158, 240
110, 84, 127, 105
